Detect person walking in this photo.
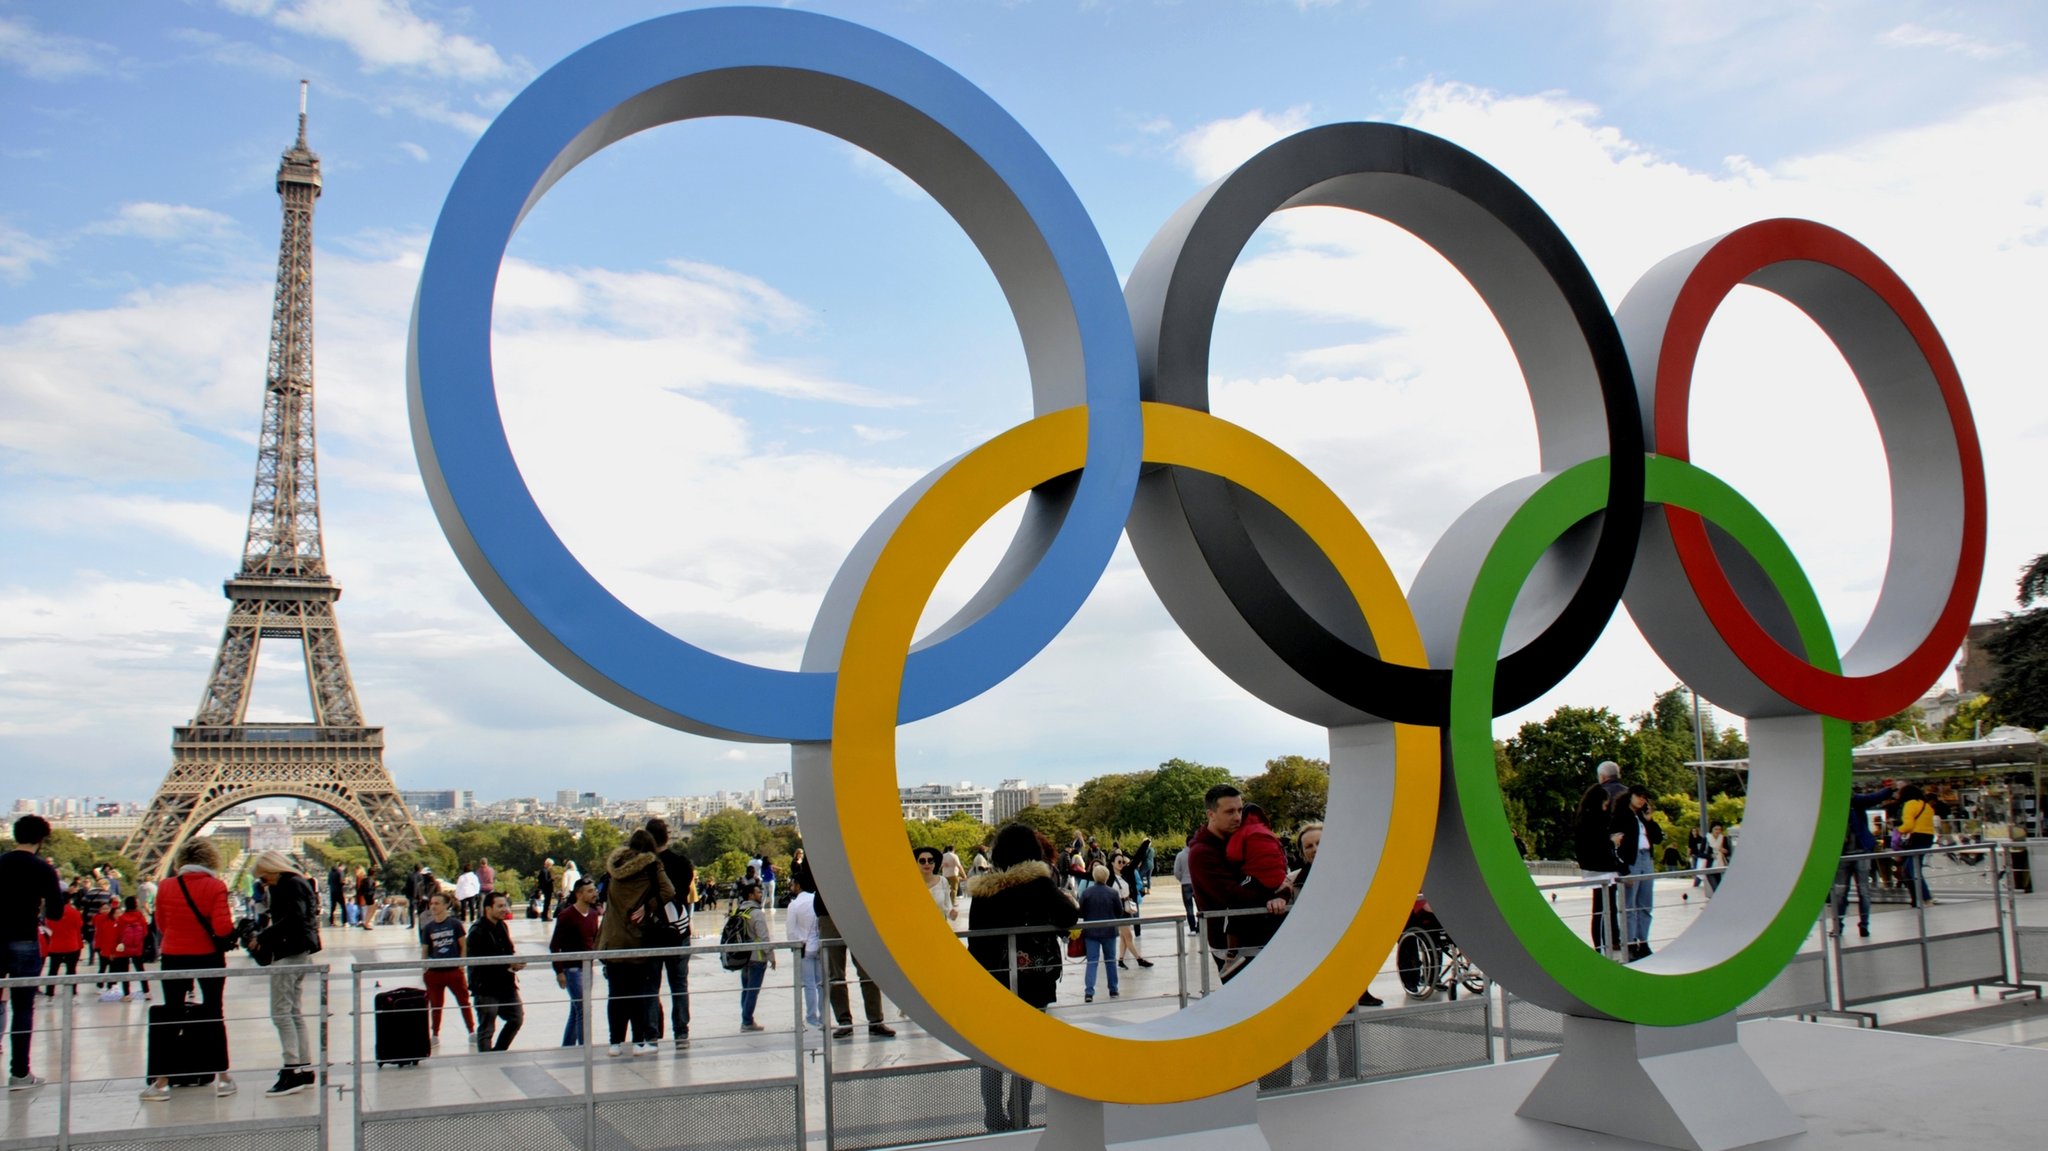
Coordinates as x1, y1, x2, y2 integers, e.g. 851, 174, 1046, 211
466, 892, 524, 1051
1834, 784, 1896, 938
815, 890, 896, 1041
108, 897, 151, 1002
92, 898, 124, 1001
326, 864, 345, 927
550, 878, 601, 1047
1078, 864, 1121, 1003
455, 866, 481, 923
1, 816, 62, 1091
940, 846, 964, 904
785, 868, 824, 1031
916, 848, 957, 921
1109, 854, 1151, 969
1899, 784, 1940, 906
599, 830, 674, 1056
644, 819, 694, 1050
249, 851, 322, 1097
140, 837, 237, 1101
41, 896, 84, 998
734, 880, 775, 1032
475, 858, 496, 908
965, 824, 1078, 1132
1174, 827, 1199, 933
537, 859, 557, 923
417, 894, 476, 1047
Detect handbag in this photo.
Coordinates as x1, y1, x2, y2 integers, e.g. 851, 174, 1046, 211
1066, 928, 1085, 959
176, 876, 240, 953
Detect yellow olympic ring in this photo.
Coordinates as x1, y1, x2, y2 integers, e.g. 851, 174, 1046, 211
827, 403, 1437, 1103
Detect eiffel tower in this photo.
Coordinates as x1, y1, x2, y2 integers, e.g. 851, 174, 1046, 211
126, 85, 423, 879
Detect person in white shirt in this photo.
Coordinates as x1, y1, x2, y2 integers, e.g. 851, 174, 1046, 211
454, 868, 481, 922
784, 869, 823, 1030
940, 847, 964, 902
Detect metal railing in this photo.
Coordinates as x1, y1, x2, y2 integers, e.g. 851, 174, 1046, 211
10, 843, 2048, 1151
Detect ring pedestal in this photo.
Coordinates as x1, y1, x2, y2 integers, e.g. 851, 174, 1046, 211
1515, 1014, 1801, 1151
1036, 1086, 1271, 1151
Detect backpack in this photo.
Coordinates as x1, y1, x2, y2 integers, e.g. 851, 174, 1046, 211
719, 908, 753, 970
118, 919, 147, 958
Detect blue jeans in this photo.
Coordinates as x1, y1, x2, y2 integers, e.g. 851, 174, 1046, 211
1083, 935, 1117, 998
655, 952, 690, 1039
7, 940, 42, 1079
799, 955, 823, 1028
739, 961, 766, 1026
1624, 856, 1655, 946
560, 966, 587, 1046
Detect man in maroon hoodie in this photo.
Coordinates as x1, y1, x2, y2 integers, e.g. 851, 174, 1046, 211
1183, 785, 1290, 977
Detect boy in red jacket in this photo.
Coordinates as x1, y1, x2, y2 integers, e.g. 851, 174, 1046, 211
92, 903, 122, 1000
42, 899, 85, 997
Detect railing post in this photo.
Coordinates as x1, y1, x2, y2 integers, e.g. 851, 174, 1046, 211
57, 973, 73, 1151
583, 954, 596, 1151
317, 968, 331, 1151
1175, 917, 1188, 1008
351, 966, 364, 1141
820, 955, 837, 1151
791, 944, 807, 1141
1916, 849, 1933, 992
1198, 915, 1213, 996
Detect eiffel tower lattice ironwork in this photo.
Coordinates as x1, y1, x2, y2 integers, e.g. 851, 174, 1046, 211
127, 86, 423, 879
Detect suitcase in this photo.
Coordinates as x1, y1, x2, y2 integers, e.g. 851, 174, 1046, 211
146, 1001, 227, 1087
374, 986, 431, 1067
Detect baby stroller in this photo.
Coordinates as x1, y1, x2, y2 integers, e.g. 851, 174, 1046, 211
1396, 895, 1488, 1001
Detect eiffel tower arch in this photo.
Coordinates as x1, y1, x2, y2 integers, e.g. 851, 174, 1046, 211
126, 85, 422, 879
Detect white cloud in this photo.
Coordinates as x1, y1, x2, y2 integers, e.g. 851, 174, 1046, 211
0, 224, 54, 282
225, 0, 511, 82
1171, 105, 1313, 183
88, 202, 238, 244
1882, 23, 2021, 61
397, 140, 429, 162
0, 16, 113, 80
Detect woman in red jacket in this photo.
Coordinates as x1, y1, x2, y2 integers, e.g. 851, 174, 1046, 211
141, 837, 236, 1101
91, 901, 123, 1001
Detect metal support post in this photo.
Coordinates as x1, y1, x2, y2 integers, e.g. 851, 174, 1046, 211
1176, 919, 1189, 1008
792, 945, 808, 1139
1198, 916, 1213, 996
317, 969, 331, 1151
57, 977, 73, 1151
351, 968, 364, 1139
583, 955, 596, 1151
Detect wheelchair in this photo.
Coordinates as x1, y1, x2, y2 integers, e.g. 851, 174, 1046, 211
1395, 895, 1489, 1001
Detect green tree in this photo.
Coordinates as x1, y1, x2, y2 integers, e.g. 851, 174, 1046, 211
1851, 707, 1926, 745
1243, 754, 1329, 831
576, 819, 623, 872
905, 814, 993, 856
1940, 694, 1998, 741
1500, 705, 1630, 861
1008, 804, 1076, 847
1122, 759, 1237, 838
686, 809, 767, 867
1983, 555, 2048, 729
1071, 773, 1145, 835
708, 849, 751, 884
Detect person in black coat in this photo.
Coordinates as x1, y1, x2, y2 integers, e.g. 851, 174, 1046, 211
1611, 785, 1664, 961
251, 851, 322, 1097
1574, 783, 1625, 952
964, 824, 1078, 1133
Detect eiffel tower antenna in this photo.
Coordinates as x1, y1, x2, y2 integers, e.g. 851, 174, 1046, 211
127, 87, 423, 878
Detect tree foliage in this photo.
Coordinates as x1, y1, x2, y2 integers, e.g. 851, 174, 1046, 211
1123, 759, 1237, 838
1500, 705, 1630, 862
1007, 804, 1077, 846
1243, 755, 1329, 831
1985, 552, 2048, 730
1070, 774, 1143, 835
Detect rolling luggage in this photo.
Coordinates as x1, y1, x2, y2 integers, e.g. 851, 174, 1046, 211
374, 986, 431, 1067
146, 1001, 227, 1087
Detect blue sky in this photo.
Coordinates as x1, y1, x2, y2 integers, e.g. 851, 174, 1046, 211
3, 1, 2044, 805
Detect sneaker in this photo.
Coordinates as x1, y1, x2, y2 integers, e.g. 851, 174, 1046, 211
1859, 923, 1871, 938
832, 1026, 854, 1040
1136, 958, 1154, 968
266, 1070, 312, 1097
674, 1036, 691, 1051
633, 1042, 659, 1056
1109, 991, 1119, 999
469, 1032, 481, 1050
216, 1075, 237, 1098
607, 1044, 625, 1057
98, 989, 124, 1003
868, 1024, 897, 1039
7, 1075, 44, 1091
126, 992, 145, 1002
740, 1022, 766, 1033
139, 1081, 171, 1102
430, 1033, 441, 1048
1085, 994, 1094, 1003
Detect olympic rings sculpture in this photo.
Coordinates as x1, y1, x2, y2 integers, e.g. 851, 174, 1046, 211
408, 8, 1985, 1105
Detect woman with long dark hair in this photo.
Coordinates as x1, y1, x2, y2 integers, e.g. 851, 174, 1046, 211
964, 823, 1078, 1133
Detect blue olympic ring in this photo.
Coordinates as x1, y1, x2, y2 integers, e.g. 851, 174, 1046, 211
407, 7, 1141, 741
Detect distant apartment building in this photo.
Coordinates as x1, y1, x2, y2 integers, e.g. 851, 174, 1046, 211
400, 790, 470, 814
901, 782, 993, 823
